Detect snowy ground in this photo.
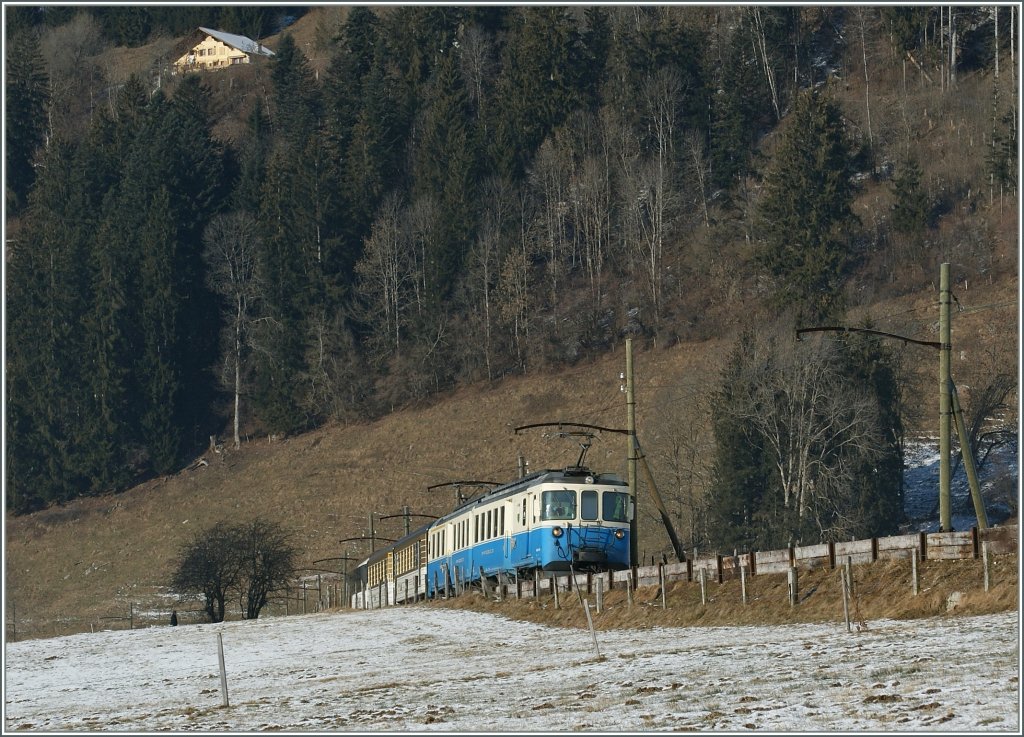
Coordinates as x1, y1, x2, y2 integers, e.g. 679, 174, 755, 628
3, 607, 1020, 732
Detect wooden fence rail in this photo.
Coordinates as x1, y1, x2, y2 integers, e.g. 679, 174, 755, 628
345, 525, 1017, 609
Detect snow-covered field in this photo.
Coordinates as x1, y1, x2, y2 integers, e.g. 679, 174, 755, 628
3, 607, 1020, 732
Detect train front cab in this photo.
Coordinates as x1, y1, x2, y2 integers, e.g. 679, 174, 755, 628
528, 483, 632, 572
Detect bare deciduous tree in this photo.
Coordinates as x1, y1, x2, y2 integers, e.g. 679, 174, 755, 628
648, 376, 716, 549
170, 521, 243, 623
734, 336, 886, 541
203, 212, 262, 450
355, 193, 417, 360
236, 518, 298, 620
170, 518, 297, 622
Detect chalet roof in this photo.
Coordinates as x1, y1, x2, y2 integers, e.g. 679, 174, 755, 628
197, 27, 274, 57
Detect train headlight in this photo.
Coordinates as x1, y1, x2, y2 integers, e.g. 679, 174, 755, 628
614, 529, 625, 540
552, 526, 564, 538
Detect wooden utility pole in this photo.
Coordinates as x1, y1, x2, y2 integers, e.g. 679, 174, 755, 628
634, 437, 686, 562
950, 382, 988, 529
939, 263, 952, 532
625, 339, 639, 569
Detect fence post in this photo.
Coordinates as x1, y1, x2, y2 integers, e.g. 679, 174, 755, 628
626, 574, 634, 608
699, 567, 707, 606
845, 556, 854, 597
583, 601, 600, 658
740, 563, 747, 605
596, 576, 604, 614
217, 633, 230, 708
912, 548, 920, 596
659, 564, 667, 609
982, 541, 990, 592
788, 566, 798, 607
129, 602, 134, 631
552, 574, 560, 609
479, 567, 489, 598
841, 568, 851, 633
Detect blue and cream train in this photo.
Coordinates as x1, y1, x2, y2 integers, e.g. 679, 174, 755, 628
352, 466, 633, 607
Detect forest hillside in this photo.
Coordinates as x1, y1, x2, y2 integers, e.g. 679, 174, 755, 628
3, 6, 1018, 635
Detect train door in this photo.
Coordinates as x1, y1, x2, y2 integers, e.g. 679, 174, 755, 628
503, 499, 514, 567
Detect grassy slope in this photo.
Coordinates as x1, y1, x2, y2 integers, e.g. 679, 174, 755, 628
5, 272, 1018, 640
5, 9, 1019, 639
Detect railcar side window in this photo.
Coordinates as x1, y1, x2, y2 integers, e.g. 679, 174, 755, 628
581, 490, 599, 520
603, 491, 630, 523
541, 490, 576, 520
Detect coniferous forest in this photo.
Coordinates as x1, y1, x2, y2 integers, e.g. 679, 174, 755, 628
5, 6, 1018, 550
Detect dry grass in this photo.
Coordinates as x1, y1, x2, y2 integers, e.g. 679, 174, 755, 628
429, 555, 1019, 631
4, 273, 1019, 641
4, 7, 1018, 642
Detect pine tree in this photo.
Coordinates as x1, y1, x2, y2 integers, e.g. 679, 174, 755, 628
838, 331, 905, 537
6, 141, 94, 510
5, 31, 49, 214
705, 332, 775, 550
489, 7, 585, 179
710, 22, 769, 195
413, 45, 478, 302
890, 157, 930, 233
78, 196, 135, 493
135, 187, 182, 474
251, 150, 316, 434
756, 89, 856, 321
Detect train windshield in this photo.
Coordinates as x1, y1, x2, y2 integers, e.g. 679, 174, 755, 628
603, 491, 630, 523
541, 490, 576, 520
581, 490, 599, 520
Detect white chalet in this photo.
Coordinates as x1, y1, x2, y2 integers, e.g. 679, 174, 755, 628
174, 27, 274, 74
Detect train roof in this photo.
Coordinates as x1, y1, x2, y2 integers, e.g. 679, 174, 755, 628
433, 466, 626, 526
356, 520, 433, 568
353, 468, 626, 569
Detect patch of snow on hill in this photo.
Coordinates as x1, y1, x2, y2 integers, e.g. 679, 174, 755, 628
902, 434, 1018, 532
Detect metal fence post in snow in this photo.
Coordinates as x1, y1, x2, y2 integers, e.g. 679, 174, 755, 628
583, 601, 600, 658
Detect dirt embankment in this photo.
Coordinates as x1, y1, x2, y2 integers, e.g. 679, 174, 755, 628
427, 555, 1019, 631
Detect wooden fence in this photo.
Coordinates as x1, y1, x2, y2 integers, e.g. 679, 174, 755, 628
384, 524, 1018, 605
